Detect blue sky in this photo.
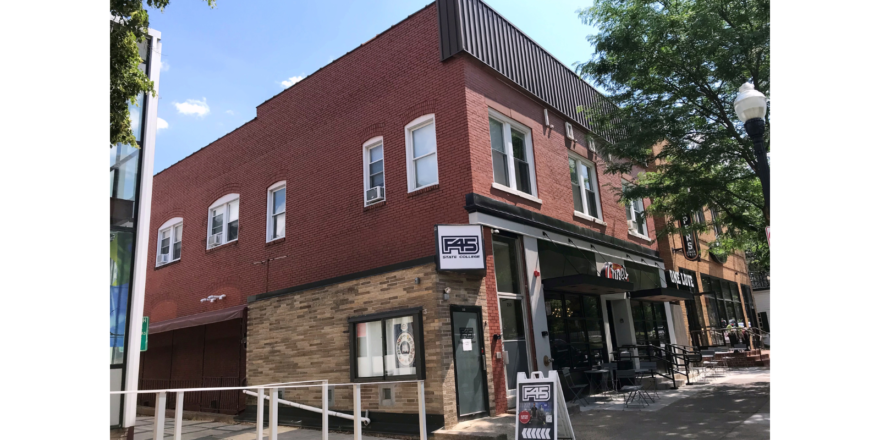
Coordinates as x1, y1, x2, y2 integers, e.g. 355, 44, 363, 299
148, 0, 599, 173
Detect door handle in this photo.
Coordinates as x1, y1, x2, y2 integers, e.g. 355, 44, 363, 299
482, 355, 486, 370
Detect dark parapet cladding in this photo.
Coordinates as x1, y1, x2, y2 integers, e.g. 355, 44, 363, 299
543, 274, 634, 296
630, 287, 694, 302
465, 193, 660, 260
437, 0, 618, 142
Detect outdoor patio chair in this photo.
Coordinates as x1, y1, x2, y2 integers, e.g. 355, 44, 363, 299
636, 361, 660, 401
700, 350, 721, 379
616, 369, 649, 409
562, 367, 590, 406
601, 362, 618, 395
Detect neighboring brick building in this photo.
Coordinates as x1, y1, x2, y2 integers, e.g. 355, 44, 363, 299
140, 0, 688, 433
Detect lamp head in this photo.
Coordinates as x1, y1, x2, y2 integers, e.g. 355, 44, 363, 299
733, 82, 767, 123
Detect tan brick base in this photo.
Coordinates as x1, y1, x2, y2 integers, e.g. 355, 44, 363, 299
246, 263, 496, 429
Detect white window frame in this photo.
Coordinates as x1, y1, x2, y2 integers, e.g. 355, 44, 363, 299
488, 109, 539, 202
206, 193, 240, 249
266, 181, 286, 242
156, 217, 183, 266
404, 114, 439, 192
362, 137, 385, 206
568, 153, 603, 223
623, 186, 649, 239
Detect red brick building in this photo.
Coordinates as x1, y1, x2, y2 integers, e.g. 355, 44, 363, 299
140, 0, 684, 433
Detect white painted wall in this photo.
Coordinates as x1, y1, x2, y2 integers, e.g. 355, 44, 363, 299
753, 289, 770, 328
522, 236, 552, 374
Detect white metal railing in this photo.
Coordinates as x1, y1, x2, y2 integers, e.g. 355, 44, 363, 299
109, 379, 427, 440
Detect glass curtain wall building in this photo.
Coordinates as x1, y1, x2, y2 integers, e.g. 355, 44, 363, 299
110, 24, 160, 431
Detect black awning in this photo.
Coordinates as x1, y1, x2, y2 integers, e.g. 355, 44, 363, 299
630, 287, 694, 302
542, 274, 634, 295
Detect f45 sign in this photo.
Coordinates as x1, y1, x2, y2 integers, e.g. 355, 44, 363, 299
435, 225, 486, 271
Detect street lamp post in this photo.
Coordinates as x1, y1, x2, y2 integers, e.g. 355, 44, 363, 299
734, 82, 770, 223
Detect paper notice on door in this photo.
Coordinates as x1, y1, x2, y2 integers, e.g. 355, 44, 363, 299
462, 339, 473, 351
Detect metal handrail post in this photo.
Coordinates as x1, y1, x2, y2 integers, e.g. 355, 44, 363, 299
269, 387, 278, 440
174, 392, 184, 440
418, 380, 427, 440
153, 391, 167, 440
256, 388, 264, 440
353, 384, 362, 440
322, 381, 329, 440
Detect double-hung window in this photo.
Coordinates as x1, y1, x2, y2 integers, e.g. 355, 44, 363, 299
267, 182, 286, 241
624, 190, 648, 238
405, 115, 438, 191
710, 207, 722, 236
569, 155, 602, 220
488, 110, 537, 198
156, 218, 183, 266
363, 137, 385, 205
207, 194, 240, 248
349, 308, 424, 381
694, 209, 706, 224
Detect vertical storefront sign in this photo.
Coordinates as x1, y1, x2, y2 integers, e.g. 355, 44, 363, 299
515, 371, 574, 440
679, 214, 700, 261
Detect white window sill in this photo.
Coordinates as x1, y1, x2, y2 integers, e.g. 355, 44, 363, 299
573, 211, 606, 225
155, 258, 180, 268
206, 238, 238, 250
491, 182, 542, 204
628, 230, 651, 241
266, 236, 285, 244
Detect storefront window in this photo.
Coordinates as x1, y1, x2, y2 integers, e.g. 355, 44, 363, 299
350, 309, 423, 381
630, 300, 670, 348
545, 293, 607, 372
537, 240, 597, 279
492, 235, 521, 294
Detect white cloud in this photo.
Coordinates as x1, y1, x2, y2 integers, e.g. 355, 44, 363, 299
160, 60, 170, 72
156, 117, 169, 132
226, 110, 235, 115
173, 98, 210, 117
281, 75, 305, 88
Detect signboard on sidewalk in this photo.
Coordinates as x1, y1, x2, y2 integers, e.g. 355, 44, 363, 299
515, 371, 575, 440
140, 316, 149, 351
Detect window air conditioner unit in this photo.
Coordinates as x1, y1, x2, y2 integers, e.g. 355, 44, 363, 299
588, 137, 597, 153
627, 220, 637, 232
159, 253, 169, 264
366, 186, 385, 204
565, 122, 575, 140
209, 233, 223, 247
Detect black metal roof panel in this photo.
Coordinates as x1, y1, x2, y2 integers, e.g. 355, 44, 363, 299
437, 0, 617, 141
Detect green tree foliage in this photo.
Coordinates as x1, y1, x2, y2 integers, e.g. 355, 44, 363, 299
110, 0, 215, 148
576, 0, 769, 269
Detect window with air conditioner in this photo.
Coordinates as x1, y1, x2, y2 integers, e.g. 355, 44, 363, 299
206, 194, 240, 249
624, 187, 648, 238
489, 110, 538, 199
363, 137, 385, 205
156, 218, 183, 266
405, 115, 438, 192
569, 154, 602, 221
710, 207, 722, 237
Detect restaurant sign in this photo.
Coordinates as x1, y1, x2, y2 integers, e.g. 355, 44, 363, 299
666, 270, 695, 289
599, 262, 629, 282
679, 214, 700, 261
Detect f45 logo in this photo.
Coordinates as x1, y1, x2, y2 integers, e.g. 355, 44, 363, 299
441, 236, 480, 255
521, 384, 551, 401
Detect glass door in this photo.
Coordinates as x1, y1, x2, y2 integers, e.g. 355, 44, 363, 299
499, 298, 529, 407
492, 233, 531, 408
452, 306, 488, 417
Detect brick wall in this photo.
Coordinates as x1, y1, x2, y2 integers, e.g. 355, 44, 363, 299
460, 60, 660, 250
144, 4, 476, 323
246, 262, 494, 428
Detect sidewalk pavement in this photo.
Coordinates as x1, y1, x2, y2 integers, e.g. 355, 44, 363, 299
132, 417, 391, 440
437, 368, 770, 440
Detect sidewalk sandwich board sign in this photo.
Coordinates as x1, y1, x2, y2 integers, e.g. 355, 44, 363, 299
515, 371, 575, 440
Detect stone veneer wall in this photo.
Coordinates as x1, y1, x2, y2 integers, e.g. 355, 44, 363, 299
246, 263, 496, 429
